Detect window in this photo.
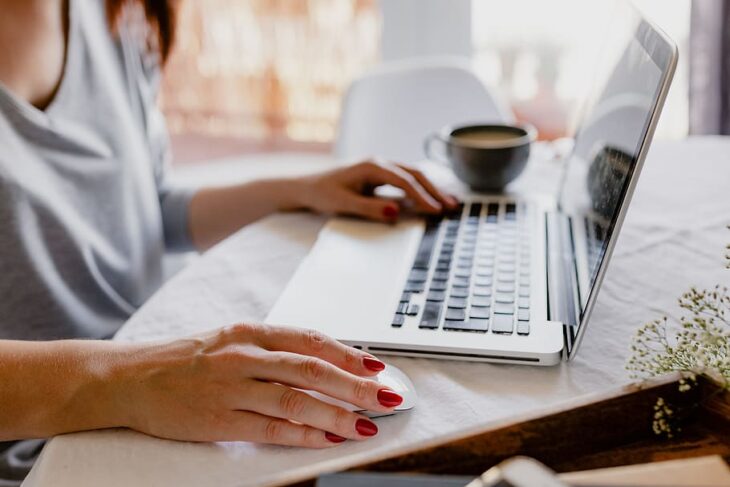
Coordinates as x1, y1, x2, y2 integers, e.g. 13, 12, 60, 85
472, 0, 690, 140
160, 0, 380, 152
161, 0, 689, 162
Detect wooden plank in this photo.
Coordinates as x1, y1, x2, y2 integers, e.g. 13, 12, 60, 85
282, 376, 729, 486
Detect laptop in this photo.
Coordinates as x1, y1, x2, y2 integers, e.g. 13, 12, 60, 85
266, 6, 678, 366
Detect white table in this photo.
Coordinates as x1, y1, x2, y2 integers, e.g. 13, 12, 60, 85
25, 138, 730, 486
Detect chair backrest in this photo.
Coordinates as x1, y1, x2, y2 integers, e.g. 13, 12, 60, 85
334, 57, 513, 163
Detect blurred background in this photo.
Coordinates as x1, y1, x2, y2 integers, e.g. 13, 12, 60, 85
161, 0, 692, 164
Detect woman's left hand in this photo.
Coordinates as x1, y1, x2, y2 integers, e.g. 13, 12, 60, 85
295, 160, 459, 222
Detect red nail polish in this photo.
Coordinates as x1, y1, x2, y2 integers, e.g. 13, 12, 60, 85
382, 205, 399, 219
325, 432, 346, 443
363, 357, 386, 372
355, 419, 378, 437
377, 388, 403, 407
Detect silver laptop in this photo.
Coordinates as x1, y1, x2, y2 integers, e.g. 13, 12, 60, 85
266, 7, 677, 366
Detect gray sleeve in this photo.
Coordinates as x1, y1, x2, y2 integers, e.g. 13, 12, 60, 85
136, 51, 197, 252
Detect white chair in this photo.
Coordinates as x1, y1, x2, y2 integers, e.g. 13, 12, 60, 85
334, 57, 514, 163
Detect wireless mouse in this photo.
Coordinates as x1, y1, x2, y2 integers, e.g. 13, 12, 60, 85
305, 363, 417, 418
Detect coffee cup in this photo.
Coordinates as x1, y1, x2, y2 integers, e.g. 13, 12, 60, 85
424, 123, 536, 191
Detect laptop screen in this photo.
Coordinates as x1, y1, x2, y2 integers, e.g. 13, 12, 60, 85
557, 8, 675, 319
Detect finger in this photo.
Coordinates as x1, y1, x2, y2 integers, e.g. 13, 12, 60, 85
240, 382, 379, 440
249, 351, 402, 413
395, 163, 458, 209
335, 192, 401, 223
251, 324, 387, 376
359, 162, 442, 214
218, 410, 344, 447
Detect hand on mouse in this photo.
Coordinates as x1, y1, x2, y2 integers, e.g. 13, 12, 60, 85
105, 323, 402, 447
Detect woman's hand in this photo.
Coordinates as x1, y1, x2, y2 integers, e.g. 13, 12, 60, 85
111, 323, 400, 447
189, 159, 458, 250
294, 160, 459, 222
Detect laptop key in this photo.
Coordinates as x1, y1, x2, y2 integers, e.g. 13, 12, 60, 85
413, 220, 439, 269
519, 286, 530, 297
472, 286, 492, 297
494, 302, 515, 315
495, 293, 515, 303
475, 267, 494, 277
475, 276, 492, 287
392, 314, 405, 327
432, 271, 450, 281
470, 307, 490, 319
492, 314, 514, 334
427, 290, 446, 302
518, 297, 530, 309
471, 295, 491, 307
400, 292, 412, 303
496, 283, 515, 293
406, 304, 420, 316
450, 287, 469, 298
396, 302, 408, 314
408, 269, 428, 283
517, 321, 530, 335
452, 277, 470, 288
419, 302, 442, 329
444, 319, 489, 333
518, 309, 530, 321
447, 297, 468, 309
445, 308, 466, 321
496, 274, 515, 283
404, 281, 425, 293
454, 268, 471, 278
430, 280, 448, 291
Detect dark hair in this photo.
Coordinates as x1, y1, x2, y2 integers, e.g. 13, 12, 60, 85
106, 0, 176, 62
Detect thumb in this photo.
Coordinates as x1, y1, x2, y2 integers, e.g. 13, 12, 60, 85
340, 194, 400, 222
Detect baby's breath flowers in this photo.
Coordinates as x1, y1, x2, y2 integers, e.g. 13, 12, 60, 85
626, 229, 729, 438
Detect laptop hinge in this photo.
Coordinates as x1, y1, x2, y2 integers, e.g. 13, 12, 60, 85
545, 212, 580, 358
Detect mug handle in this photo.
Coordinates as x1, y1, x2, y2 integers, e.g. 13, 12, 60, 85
423, 132, 449, 165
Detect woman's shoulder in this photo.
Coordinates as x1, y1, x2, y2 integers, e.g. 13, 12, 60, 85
75, 0, 163, 93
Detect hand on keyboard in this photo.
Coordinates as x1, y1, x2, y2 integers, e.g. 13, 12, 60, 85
292, 159, 459, 222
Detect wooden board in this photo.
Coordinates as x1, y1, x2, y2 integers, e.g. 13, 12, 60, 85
284, 375, 730, 486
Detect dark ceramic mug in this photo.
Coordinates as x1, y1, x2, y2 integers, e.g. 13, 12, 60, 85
424, 123, 537, 192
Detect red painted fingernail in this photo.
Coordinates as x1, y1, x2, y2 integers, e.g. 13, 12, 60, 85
325, 432, 347, 443
355, 419, 378, 437
377, 388, 403, 407
382, 205, 399, 219
363, 357, 386, 372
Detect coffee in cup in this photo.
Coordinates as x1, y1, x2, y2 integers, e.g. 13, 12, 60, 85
424, 123, 536, 191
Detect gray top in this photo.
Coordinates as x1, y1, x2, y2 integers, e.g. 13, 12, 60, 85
0, 1, 196, 483
0, 0, 195, 343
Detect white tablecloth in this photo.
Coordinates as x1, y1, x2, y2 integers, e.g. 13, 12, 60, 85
25, 138, 730, 486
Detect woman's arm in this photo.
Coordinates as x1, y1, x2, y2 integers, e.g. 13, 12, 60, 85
188, 160, 458, 251
0, 339, 126, 440
0, 324, 400, 447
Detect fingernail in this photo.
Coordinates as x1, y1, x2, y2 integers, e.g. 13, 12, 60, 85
448, 195, 459, 207
355, 419, 378, 437
377, 388, 403, 407
382, 205, 399, 219
325, 432, 347, 443
363, 357, 386, 372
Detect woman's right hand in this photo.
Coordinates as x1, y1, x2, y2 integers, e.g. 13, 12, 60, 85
109, 323, 402, 447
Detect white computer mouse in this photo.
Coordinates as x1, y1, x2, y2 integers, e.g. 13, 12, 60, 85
304, 364, 417, 418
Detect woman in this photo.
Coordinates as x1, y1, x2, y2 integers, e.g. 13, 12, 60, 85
0, 0, 456, 480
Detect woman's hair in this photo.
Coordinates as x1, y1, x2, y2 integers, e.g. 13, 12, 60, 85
106, 0, 177, 62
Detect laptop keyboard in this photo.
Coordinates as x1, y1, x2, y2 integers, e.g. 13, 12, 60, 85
392, 201, 532, 335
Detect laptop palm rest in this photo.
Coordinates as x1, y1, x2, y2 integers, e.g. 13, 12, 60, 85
265, 217, 423, 342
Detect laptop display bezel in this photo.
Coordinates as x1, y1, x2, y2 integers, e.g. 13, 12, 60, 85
562, 12, 678, 360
